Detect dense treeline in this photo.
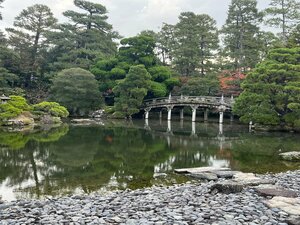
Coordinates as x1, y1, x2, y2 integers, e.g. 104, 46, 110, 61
0, 0, 299, 127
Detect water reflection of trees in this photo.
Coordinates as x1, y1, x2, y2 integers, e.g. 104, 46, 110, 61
0, 123, 299, 200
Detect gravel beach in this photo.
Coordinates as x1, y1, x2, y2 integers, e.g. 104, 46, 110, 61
0, 170, 299, 225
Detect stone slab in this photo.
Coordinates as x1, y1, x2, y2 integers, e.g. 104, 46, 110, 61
174, 167, 230, 174
255, 187, 298, 198
279, 152, 300, 161
265, 197, 300, 215
189, 172, 218, 181
286, 216, 300, 225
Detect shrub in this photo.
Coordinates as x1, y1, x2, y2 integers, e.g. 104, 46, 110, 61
33, 101, 69, 118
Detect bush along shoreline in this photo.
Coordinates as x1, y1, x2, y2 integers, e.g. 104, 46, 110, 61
0, 170, 299, 225
0, 95, 69, 127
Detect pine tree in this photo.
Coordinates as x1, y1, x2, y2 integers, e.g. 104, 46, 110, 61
264, 0, 300, 42
233, 47, 300, 128
113, 65, 151, 118
173, 12, 219, 76
222, 0, 263, 71
48, 0, 119, 71
6, 4, 57, 88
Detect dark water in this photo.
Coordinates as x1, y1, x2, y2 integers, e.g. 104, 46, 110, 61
0, 119, 299, 201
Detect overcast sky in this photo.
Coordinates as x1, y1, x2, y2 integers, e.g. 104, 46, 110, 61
1, 0, 272, 37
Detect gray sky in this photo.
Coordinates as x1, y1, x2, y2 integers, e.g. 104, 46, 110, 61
0, 0, 272, 37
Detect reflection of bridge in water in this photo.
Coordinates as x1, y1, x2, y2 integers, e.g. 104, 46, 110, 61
144, 120, 241, 174
142, 95, 235, 123
143, 119, 241, 151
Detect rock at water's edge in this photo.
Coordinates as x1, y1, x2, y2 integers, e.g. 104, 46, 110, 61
189, 172, 218, 181
279, 152, 300, 161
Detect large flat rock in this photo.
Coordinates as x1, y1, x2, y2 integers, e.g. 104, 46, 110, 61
174, 167, 230, 174
233, 172, 275, 186
189, 172, 218, 181
265, 197, 300, 215
279, 152, 300, 161
255, 186, 298, 198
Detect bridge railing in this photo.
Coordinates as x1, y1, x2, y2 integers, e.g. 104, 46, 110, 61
143, 95, 234, 107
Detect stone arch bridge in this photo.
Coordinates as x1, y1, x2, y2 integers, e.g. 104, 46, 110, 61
142, 95, 235, 123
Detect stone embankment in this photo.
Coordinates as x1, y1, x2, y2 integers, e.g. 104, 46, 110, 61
0, 170, 299, 225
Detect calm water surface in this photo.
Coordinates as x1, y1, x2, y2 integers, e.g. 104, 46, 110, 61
0, 119, 299, 201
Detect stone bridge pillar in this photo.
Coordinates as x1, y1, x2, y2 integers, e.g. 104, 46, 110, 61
180, 109, 184, 120
191, 106, 198, 122
219, 111, 224, 124
167, 106, 173, 121
204, 109, 209, 121
145, 108, 151, 120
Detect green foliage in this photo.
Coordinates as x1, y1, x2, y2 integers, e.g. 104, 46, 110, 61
5, 4, 57, 88
221, 0, 263, 70
181, 75, 220, 96
49, 68, 103, 116
148, 66, 171, 82
172, 12, 219, 76
47, 0, 118, 71
0, 96, 31, 122
163, 77, 181, 90
33, 102, 69, 118
264, 0, 300, 42
233, 47, 300, 127
113, 65, 151, 117
148, 81, 167, 98
119, 35, 156, 67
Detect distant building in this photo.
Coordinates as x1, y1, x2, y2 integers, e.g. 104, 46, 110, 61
0, 95, 10, 104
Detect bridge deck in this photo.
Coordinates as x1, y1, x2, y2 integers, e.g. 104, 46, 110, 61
143, 95, 234, 110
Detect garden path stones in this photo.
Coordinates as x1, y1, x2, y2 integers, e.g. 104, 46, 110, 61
255, 186, 298, 198
265, 197, 300, 215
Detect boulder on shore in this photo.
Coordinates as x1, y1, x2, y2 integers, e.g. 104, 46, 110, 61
279, 152, 300, 161
6, 114, 34, 126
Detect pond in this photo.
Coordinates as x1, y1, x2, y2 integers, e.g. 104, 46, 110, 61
0, 119, 299, 201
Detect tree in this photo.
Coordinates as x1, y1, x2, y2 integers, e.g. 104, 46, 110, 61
221, 0, 263, 71
0, 0, 4, 20
6, 4, 57, 88
49, 68, 102, 115
287, 24, 300, 47
233, 47, 300, 128
118, 35, 157, 68
156, 23, 176, 65
180, 74, 220, 96
113, 65, 151, 118
264, 0, 300, 42
48, 0, 119, 71
173, 12, 219, 76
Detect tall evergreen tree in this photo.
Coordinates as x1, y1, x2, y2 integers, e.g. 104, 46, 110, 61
233, 47, 300, 128
113, 65, 151, 118
0, 0, 4, 20
264, 0, 300, 42
157, 23, 176, 66
221, 0, 263, 71
173, 12, 219, 76
6, 4, 57, 88
48, 0, 119, 71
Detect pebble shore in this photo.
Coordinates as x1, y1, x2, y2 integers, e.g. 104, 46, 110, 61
0, 170, 299, 225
